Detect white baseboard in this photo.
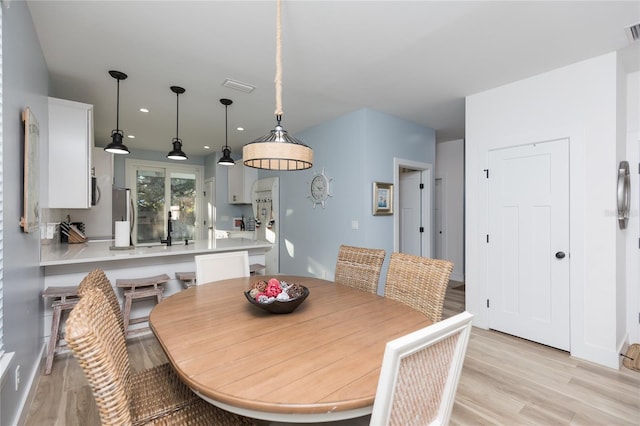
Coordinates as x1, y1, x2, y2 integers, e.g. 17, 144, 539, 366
0, 351, 15, 387
13, 343, 46, 426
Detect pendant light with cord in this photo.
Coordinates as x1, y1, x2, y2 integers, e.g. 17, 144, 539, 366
167, 86, 188, 160
242, 0, 313, 171
104, 70, 130, 154
217, 98, 235, 166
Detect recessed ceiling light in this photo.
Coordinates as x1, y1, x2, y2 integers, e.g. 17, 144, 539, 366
204, 145, 210, 149
237, 127, 244, 131
127, 135, 135, 139
139, 108, 149, 113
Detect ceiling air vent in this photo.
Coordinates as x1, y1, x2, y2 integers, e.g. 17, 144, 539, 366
222, 78, 256, 93
626, 22, 640, 43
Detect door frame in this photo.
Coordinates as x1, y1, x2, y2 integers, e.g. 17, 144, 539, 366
205, 177, 215, 240
393, 158, 433, 257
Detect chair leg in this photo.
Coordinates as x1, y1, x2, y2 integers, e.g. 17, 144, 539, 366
45, 304, 62, 375
122, 294, 132, 336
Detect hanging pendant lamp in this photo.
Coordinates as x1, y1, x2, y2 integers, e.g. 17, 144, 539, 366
242, 0, 313, 171
167, 86, 188, 160
218, 98, 235, 166
104, 70, 130, 154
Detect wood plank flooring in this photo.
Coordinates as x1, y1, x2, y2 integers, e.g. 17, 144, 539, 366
24, 283, 640, 425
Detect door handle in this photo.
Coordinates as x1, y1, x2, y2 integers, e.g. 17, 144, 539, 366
555, 251, 566, 259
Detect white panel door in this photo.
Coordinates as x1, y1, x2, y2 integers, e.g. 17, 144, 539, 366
435, 178, 444, 259
399, 170, 422, 256
488, 139, 570, 351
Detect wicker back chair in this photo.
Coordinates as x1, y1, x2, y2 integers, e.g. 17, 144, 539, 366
370, 312, 473, 426
77, 268, 124, 334
67, 287, 255, 425
67, 288, 137, 424
384, 253, 453, 323
334, 245, 386, 294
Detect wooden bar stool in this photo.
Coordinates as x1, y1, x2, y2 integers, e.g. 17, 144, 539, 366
250, 263, 266, 275
175, 271, 196, 289
115, 274, 169, 338
41, 285, 80, 375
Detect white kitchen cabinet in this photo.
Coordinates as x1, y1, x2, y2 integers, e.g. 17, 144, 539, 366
68, 148, 113, 239
48, 97, 94, 208
227, 162, 257, 204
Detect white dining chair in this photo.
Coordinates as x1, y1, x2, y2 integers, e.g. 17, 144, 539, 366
194, 251, 250, 285
370, 311, 473, 426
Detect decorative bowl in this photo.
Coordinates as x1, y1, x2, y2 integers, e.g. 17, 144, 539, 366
244, 285, 309, 314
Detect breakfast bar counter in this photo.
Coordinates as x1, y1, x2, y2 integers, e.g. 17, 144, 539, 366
41, 238, 272, 267
40, 238, 272, 339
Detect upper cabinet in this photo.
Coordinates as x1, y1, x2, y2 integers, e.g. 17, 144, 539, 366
228, 162, 257, 204
48, 97, 94, 209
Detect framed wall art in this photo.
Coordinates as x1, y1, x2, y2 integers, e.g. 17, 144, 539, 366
373, 181, 393, 216
21, 107, 40, 233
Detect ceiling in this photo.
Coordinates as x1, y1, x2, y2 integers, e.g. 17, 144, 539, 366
27, 1, 640, 158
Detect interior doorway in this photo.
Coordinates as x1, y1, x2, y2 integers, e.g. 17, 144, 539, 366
393, 158, 433, 257
399, 169, 421, 255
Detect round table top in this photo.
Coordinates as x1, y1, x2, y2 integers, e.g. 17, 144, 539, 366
149, 275, 432, 422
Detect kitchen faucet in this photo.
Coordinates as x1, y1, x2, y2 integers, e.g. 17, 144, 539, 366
160, 211, 172, 246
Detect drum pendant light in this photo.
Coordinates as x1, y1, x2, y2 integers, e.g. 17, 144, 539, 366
104, 70, 130, 154
217, 98, 235, 166
167, 86, 188, 160
242, 0, 313, 171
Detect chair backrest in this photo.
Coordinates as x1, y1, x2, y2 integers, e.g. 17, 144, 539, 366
66, 287, 134, 425
77, 268, 124, 334
384, 252, 454, 323
370, 311, 473, 426
195, 250, 250, 285
334, 245, 386, 294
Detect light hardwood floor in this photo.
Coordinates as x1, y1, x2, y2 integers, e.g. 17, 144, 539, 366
24, 283, 640, 425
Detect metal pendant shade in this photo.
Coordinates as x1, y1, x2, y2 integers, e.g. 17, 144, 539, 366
242, 0, 313, 171
243, 116, 312, 170
218, 99, 235, 166
104, 70, 130, 154
167, 86, 188, 160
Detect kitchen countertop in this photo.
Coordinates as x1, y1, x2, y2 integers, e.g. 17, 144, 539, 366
40, 238, 272, 266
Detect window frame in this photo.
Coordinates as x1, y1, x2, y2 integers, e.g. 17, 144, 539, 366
125, 158, 205, 244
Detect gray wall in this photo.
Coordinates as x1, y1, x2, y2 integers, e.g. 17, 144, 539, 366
2, 2, 49, 424
260, 108, 436, 292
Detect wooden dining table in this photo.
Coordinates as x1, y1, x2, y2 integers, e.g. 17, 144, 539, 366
149, 275, 432, 423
